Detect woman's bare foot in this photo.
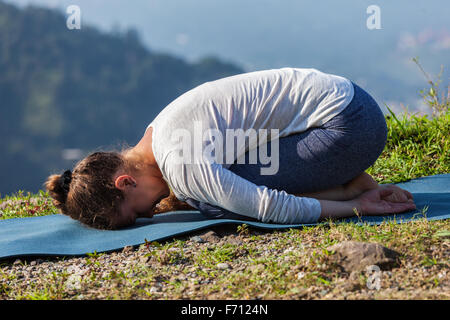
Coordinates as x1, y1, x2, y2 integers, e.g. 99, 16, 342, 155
378, 184, 414, 203
294, 172, 413, 203
294, 172, 379, 201
344, 172, 414, 203
343, 172, 379, 199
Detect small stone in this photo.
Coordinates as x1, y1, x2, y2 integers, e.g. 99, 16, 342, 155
327, 241, 400, 272
13, 259, 22, 265
65, 274, 82, 290
30, 260, 37, 266
199, 230, 221, 243
122, 246, 133, 253
349, 271, 360, 281
342, 278, 362, 291
149, 286, 161, 293
139, 256, 151, 264
320, 290, 328, 296
67, 265, 81, 274
217, 262, 231, 270
228, 238, 243, 245
283, 247, 295, 254
190, 236, 205, 243
296, 272, 306, 280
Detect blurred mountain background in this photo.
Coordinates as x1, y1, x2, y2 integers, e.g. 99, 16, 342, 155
0, 0, 448, 194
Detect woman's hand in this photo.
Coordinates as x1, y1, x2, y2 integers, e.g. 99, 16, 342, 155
354, 186, 416, 216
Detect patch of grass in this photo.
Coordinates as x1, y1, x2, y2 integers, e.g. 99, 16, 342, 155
367, 110, 449, 184
0, 190, 58, 220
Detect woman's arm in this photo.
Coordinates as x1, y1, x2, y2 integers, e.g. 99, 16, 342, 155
317, 199, 360, 220
172, 159, 322, 224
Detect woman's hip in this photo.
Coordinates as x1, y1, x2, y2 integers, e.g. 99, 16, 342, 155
320, 81, 388, 152
227, 81, 388, 193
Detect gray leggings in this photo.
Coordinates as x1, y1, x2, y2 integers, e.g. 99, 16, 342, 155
185, 81, 388, 220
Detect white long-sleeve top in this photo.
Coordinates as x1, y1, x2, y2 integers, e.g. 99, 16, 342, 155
147, 67, 354, 223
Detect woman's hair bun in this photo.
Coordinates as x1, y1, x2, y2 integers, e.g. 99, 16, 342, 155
59, 170, 72, 193
45, 170, 72, 209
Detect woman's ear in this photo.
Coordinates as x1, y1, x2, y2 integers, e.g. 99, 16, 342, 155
114, 175, 137, 191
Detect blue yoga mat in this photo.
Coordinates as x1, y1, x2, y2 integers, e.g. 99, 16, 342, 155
1, 174, 449, 260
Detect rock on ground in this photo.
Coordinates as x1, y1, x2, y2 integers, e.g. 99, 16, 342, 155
327, 241, 401, 272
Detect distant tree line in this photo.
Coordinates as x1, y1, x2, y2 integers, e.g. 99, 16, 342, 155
0, 1, 244, 194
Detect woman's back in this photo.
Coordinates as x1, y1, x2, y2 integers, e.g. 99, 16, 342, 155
146, 67, 354, 224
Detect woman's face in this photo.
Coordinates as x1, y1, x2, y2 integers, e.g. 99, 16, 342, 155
113, 174, 170, 228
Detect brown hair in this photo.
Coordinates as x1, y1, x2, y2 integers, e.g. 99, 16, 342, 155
45, 151, 193, 229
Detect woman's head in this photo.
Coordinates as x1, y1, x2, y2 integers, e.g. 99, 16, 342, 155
45, 150, 173, 229
46, 152, 126, 229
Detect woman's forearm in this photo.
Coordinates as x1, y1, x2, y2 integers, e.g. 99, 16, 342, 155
295, 184, 351, 201
317, 199, 361, 220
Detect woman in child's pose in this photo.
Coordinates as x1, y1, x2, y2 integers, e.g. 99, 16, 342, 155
46, 67, 415, 229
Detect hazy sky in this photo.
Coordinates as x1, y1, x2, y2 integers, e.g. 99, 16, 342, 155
7, 1, 447, 66
6, 0, 450, 114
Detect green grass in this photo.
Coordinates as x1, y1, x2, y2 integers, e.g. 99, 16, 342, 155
0, 190, 59, 220
367, 109, 449, 184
